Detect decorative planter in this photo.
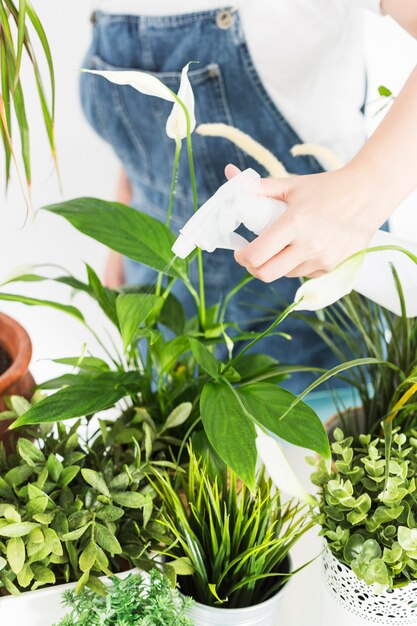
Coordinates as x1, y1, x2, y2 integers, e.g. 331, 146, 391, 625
0, 568, 138, 626
322, 545, 417, 626
186, 584, 287, 626
0, 312, 35, 442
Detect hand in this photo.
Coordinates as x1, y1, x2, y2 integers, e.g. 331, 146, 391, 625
226, 163, 387, 282
103, 250, 125, 289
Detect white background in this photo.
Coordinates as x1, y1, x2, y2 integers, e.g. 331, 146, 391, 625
0, 6, 416, 624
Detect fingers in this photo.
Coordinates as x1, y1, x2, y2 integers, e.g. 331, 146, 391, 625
245, 245, 304, 283
286, 261, 326, 278
258, 176, 293, 201
225, 163, 241, 179
235, 212, 296, 269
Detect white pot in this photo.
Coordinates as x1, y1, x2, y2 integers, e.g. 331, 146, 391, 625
187, 585, 286, 626
0, 568, 138, 626
322, 545, 417, 626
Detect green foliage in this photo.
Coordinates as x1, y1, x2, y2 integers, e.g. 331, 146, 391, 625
312, 427, 417, 589
300, 288, 417, 436
1, 253, 329, 489
0, 406, 186, 595
56, 570, 193, 626
152, 445, 312, 608
0, 0, 57, 197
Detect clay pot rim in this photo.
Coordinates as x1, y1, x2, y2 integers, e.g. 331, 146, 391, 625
0, 312, 32, 395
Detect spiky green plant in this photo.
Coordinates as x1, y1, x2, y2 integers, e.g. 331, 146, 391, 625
0, 0, 57, 203
151, 445, 313, 609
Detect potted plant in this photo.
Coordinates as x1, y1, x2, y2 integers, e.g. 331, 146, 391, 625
312, 425, 417, 625
150, 444, 313, 626
55, 569, 193, 626
0, 397, 188, 624
0, 313, 35, 444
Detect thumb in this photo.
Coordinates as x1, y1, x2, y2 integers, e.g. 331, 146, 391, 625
224, 163, 241, 180
258, 176, 294, 202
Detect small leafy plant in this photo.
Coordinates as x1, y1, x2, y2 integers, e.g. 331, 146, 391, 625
0, 400, 182, 596
152, 445, 313, 608
56, 569, 193, 626
312, 427, 417, 590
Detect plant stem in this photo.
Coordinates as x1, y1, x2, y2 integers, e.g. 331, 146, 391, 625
222, 302, 297, 374
156, 138, 181, 297
185, 117, 206, 330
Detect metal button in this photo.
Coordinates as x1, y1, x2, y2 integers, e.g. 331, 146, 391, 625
208, 65, 219, 79
216, 10, 234, 30
90, 11, 97, 24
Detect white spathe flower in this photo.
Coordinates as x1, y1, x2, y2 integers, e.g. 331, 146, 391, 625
255, 425, 316, 505
166, 63, 196, 140
293, 254, 364, 312
83, 63, 195, 141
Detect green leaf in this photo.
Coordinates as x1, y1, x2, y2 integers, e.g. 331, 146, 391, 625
11, 371, 141, 427
58, 465, 80, 487
189, 338, 220, 379
200, 380, 257, 490
111, 491, 147, 508
0, 522, 39, 537
6, 536, 25, 574
43, 198, 188, 279
81, 469, 110, 498
85, 263, 118, 326
79, 542, 97, 572
94, 523, 122, 555
62, 523, 91, 542
0, 292, 84, 322
17, 438, 45, 466
165, 402, 192, 429
238, 383, 330, 459
116, 293, 161, 350
95, 506, 124, 522
378, 85, 392, 98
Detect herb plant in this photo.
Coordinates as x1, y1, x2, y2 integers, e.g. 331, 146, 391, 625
57, 570, 193, 626
0, 398, 183, 596
152, 445, 313, 608
312, 427, 417, 590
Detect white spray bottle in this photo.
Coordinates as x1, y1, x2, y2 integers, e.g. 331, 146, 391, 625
172, 168, 417, 317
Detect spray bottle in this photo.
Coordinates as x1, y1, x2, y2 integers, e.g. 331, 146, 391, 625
172, 168, 417, 317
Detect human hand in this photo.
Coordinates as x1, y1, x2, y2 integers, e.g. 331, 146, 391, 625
226, 163, 388, 282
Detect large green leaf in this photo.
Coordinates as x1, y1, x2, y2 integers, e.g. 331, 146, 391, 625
116, 293, 161, 350
200, 380, 257, 490
43, 198, 188, 279
11, 371, 141, 428
0, 292, 84, 322
238, 382, 330, 460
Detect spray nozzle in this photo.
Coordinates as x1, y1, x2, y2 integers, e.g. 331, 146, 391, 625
172, 168, 287, 259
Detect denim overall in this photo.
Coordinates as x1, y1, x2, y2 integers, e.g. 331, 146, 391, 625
80, 8, 357, 392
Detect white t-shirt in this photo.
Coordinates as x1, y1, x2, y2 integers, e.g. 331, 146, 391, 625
94, 1, 383, 164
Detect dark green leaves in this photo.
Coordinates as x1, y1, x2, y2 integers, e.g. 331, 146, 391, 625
238, 383, 330, 460
43, 198, 188, 279
200, 380, 257, 490
12, 371, 142, 427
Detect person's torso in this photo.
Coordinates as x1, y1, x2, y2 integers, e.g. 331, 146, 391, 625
91, 0, 382, 162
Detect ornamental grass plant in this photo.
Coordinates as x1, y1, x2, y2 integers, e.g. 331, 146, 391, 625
152, 445, 313, 609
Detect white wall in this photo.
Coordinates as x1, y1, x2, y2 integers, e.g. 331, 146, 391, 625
0, 4, 416, 381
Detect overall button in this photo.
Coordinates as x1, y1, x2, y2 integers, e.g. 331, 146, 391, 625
216, 10, 234, 30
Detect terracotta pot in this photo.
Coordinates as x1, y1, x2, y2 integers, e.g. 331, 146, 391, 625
0, 312, 35, 440
324, 406, 365, 442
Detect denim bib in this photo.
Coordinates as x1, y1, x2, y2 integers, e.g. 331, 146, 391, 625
80, 8, 346, 392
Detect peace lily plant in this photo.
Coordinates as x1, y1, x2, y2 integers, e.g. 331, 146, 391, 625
2, 54, 417, 626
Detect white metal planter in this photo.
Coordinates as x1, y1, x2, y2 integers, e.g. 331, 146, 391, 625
187, 585, 286, 626
322, 545, 417, 626
0, 568, 138, 626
